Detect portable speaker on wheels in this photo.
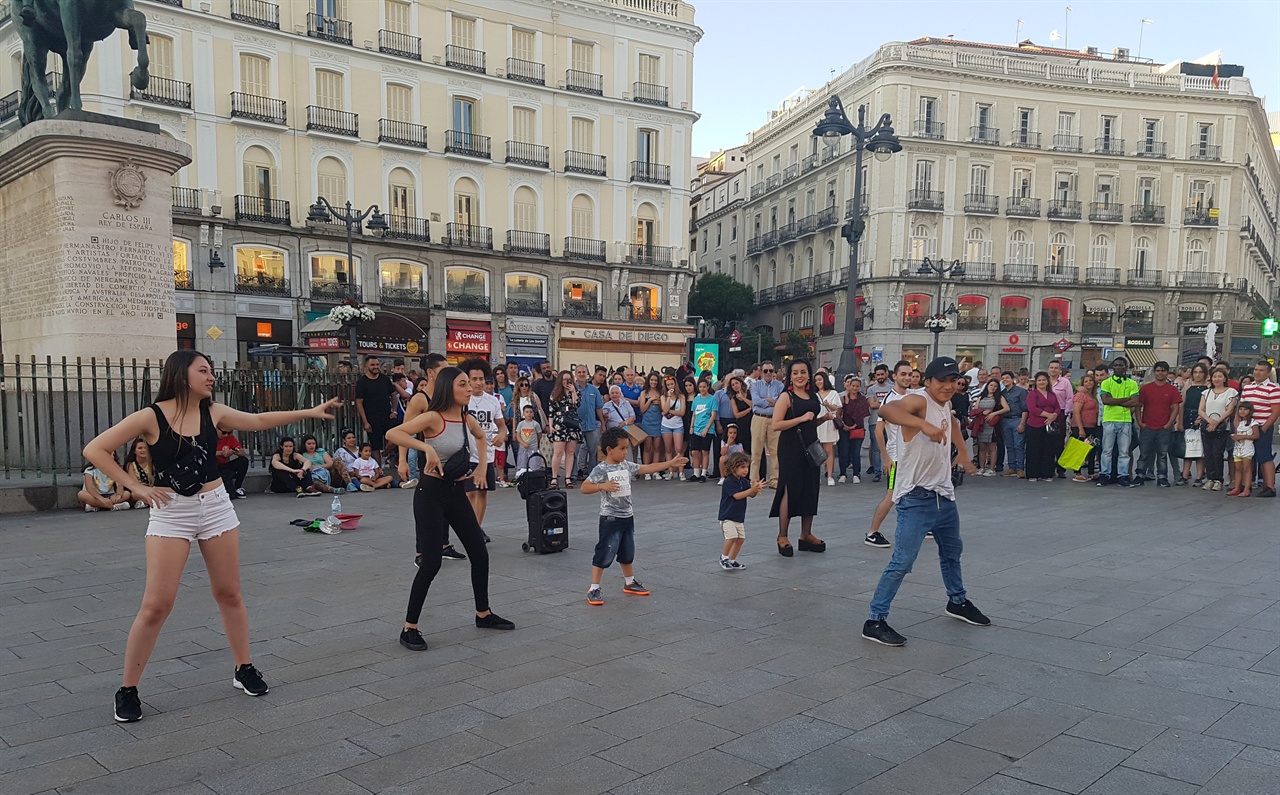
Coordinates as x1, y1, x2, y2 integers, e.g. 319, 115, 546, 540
522, 488, 568, 554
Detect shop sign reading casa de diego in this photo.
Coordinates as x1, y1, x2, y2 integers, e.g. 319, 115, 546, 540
559, 323, 691, 344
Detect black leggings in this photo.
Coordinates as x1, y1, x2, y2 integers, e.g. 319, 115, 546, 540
1203, 429, 1230, 483
406, 476, 490, 623
1025, 426, 1055, 480
219, 457, 249, 490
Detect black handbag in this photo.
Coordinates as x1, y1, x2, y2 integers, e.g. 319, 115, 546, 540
793, 400, 828, 468
441, 415, 476, 481
164, 440, 210, 496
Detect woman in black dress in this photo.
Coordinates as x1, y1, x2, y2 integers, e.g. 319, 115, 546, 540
727, 375, 754, 454
769, 359, 830, 556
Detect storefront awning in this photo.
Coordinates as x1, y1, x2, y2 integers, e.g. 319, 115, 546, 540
1124, 349, 1160, 368
300, 315, 342, 335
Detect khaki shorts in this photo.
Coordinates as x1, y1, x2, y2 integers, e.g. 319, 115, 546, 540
146, 484, 240, 542
720, 520, 746, 540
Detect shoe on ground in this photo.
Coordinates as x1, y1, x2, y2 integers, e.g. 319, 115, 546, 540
862, 619, 907, 646
622, 579, 650, 596
476, 612, 515, 630
359, 483, 375, 492
864, 532, 891, 549
981, 469, 996, 477
482, 531, 491, 544
233, 663, 269, 695
1202, 479, 1214, 491
587, 586, 604, 606
728, 560, 746, 569
717, 477, 724, 485
235, 488, 248, 498
1096, 476, 1110, 487
699, 475, 708, 483
827, 477, 836, 486
852, 476, 861, 484
414, 553, 421, 569
838, 475, 847, 484
720, 558, 734, 570
1028, 478, 1038, 482
441, 545, 467, 561
945, 599, 991, 626
1017, 470, 1027, 478
1158, 478, 1171, 488
347, 483, 360, 492
399, 628, 428, 651
111, 502, 131, 510
1127, 478, 1142, 488
1211, 480, 1223, 491
1004, 471, 1022, 478
85, 505, 100, 512
1072, 475, 1089, 482
114, 686, 142, 722
873, 473, 882, 483
1258, 487, 1277, 498
400, 478, 419, 489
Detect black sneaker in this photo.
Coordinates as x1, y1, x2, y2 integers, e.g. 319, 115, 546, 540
1157, 478, 1171, 488
399, 628, 428, 651
114, 686, 142, 722
1256, 487, 1276, 498
476, 612, 515, 630
945, 600, 991, 626
864, 532, 891, 549
861, 620, 906, 646
482, 532, 491, 544
441, 545, 467, 561
873, 473, 882, 483
1127, 477, 1142, 488
414, 553, 421, 569
234, 488, 247, 499
1095, 476, 1110, 487
233, 663, 269, 696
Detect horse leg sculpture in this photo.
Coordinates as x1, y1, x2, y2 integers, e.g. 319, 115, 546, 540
57, 0, 84, 111
122, 5, 149, 91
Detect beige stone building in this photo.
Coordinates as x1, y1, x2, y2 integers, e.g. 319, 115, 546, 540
710, 38, 1279, 373
0, 0, 701, 371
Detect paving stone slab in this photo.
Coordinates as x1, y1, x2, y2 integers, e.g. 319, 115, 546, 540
746, 744, 892, 795
1001, 735, 1131, 793
1194, 759, 1280, 795
1120, 728, 1243, 785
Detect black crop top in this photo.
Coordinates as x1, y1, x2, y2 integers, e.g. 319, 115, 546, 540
149, 402, 221, 492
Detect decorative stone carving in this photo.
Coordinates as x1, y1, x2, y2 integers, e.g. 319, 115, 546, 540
448, 163, 484, 182
382, 151, 418, 168
448, 76, 482, 90
382, 64, 417, 77
236, 129, 281, 147
309, 47, 350, 64
509, 172, 544, 189
109, 159, 147, 210
566, 180, 599, 201
567, 99, 601, 113
509, 88, 542, 102
234, 31, 277, 49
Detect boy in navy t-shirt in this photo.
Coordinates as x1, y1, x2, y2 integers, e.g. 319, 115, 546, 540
718, 451, 765, 570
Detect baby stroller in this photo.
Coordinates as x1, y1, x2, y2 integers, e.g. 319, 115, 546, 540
515, 451, 569, 554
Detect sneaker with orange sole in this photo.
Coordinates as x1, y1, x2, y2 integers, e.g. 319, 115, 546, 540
586, 586, 604, 606
622, 580, 650, 596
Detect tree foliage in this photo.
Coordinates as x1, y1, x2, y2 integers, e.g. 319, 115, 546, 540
688, 273, 755, 324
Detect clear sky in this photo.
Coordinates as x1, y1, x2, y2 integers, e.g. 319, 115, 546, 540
689, 0, 1280, 155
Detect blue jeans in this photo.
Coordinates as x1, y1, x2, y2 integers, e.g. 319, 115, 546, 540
1001, 417, 1026, 472
407, 449, 421, 480
575, 427, 601, 478
592, 516, 636, 569
868, 487, 967, 621
837, 433, 863, 477
1100, 422, 1133, 478
1138, 427, 1172, 481
868, 422, 884, 474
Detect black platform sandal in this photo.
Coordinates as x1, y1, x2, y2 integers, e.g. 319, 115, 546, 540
777, 538, 794, 557
797, 537, 827, 553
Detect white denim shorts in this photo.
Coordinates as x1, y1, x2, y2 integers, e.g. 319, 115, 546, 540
146, 484, 240, 542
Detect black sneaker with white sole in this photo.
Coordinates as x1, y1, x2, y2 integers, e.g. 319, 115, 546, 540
233, 663, 269, 695
864, 532, 891, 548
945, 600, 991, 626
114, 685, 142, 722
441, 545, 467, 561
861, 620, 907, 646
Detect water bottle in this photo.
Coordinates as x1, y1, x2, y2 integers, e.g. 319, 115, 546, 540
329, 495, 341, 523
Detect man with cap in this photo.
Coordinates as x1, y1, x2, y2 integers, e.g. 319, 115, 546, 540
863, 356, 985, 647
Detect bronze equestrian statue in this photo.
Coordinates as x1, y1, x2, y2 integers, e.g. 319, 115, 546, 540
14, 0, 151, 125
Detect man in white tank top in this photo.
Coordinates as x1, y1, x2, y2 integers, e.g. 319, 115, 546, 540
863, 357, 987, 647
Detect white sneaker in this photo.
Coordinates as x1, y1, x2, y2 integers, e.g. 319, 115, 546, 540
85, 504, 99, 512
717, 477, 725, 485
981, 469, 996, 477
719, 558, 734, 570
400, 478, 419, 489
838, 475, 846, 484
852, 476, 861, 484
827, 477, 835, 486
679, 473, 687, 481
110, 502, 131, 511
133, 501, 148, 509
359, 483, 375, 492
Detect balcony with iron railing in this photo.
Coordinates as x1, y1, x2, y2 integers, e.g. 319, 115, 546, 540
782, 164, 800, 183
131, 75, 191, 109
505, 297, 548, 317
380, 286, 429, 307
778, 222, 798, 242
1127, 269, 1162, 287
1184, 206, 1217, 226
310, 280, 362, 303
383, 215, 430, 242
913, 119, 945, 139
814, 272, 834, 291
821, 145, 840, 163
632, 81, 668, 106
306, 106, 358, 137
564, 150, 606, 176
230, 92, 286, 124
1082, 317, 1115, 334
1048, 200, 1081, 220
1009, 131, 1040, 149
1130, 204, 1166, 225
566, 69, 603, 96
564, 237, 606, 261
234, 195, 289, 225
1089, 202, 1123, 222
379, 119, 427, 148
562, 299, 602, 319
630, 161, 670, 185
378, 29, 421, 60
1003, 264, 1037, 283
175, 270, 192, 290
629, 243, 673, 266
959, 262, 997, 281
999, 315, 1031, 332
506, 57, 545, 85
505, 230, 550, 256
306, 12, 351, 45
797, 214, 818, 236
801, 153, 819, 172
766, 173, 781, 191
818, 322, 835, 337
845, 194, 869, 217
750, 182, 766, 200
445, 292, 490, 312
956, 315, 989, 330
817, 205, 839, 228
756, 287, 774, 305
172, 186, 202, 215
903, 314, 929, 330
506, 140, 549, 168
1190, 143, 1221, 161
1177, 271, 1224, 288
1006, 197, 1041, 218
745, 235, 763, 255
230, 0, 278, 28
1040, 316, 1071, 334
964, 194, 998, 214
1095, 137, 1125, 156
1136, 140, 1167, 158
631, 306, 663, 323
775, 283, 793, 301
0, 90, 18, 123
444, 223, 493, 249
793, 276, 814, 296
1044, 266, 1079, 285
445, 130, 491, 159
761, 231, 779, 250
1051, 133, 1083, 152
445, 44, 486, 73
908, 189, 944, 211
1085, 267, 1120, 285
970, 126, 1000, 145
236, 273, 290, 297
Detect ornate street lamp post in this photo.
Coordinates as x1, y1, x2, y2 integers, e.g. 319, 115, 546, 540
812, 95, 901, 377
916, 256, 965, 360
308, 198, 388, 366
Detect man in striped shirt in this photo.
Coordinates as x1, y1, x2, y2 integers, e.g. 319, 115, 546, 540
1241, 359, 1279, 498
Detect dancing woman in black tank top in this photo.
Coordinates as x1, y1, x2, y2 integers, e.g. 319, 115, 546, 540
83, 350, 341, 724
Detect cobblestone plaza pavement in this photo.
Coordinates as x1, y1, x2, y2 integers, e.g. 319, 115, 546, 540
1, 477, 1277, 795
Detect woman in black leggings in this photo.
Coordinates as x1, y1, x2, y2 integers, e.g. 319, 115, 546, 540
386, 367, 514, 651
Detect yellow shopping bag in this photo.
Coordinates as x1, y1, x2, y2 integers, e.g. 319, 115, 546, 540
1057, 436, 1093, 471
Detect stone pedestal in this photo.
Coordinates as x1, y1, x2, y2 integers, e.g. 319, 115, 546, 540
0, 116, 192, 362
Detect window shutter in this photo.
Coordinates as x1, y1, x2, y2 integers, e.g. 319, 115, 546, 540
240, 54, 270, 96
386, 84, 412, 123
316, 70, 343, 110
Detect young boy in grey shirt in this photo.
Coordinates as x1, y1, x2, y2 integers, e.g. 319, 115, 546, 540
514, 404, 543, 474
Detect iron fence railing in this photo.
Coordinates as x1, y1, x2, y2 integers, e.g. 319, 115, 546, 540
0, 356, 364, 481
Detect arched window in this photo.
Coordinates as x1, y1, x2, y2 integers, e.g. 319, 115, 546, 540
1041, 297, 1070, 333
909, 224, 936, 262
1082, 300, 1115, 334
799, 307, 815, 329
999, 296, 1030, 331
241, 145, 276, 200
1185, 239, 1207, 271
310, 250, 359, 300
563, 279, 601, 316
512, 186, 538, 233
1090, 234, 1111, 269
387, 167, 416, 218
1048, 232, 1074, 275
630, 284, 661, 320
1132, 235, 1152, 275
768, 258, 777, 288
785, 254, 795, 284
445, 267, 490, 310
805, 247, 814, 278
380, 260, 427, 304
233, 246, 287, 293
636, 202, 658, 249
903, 293, 932, 328
964, 228, 990, 263
453, 176, 480, 237
316, 156, 347, 204
1007, 229, 1033, 265
782, 312, 796, 331
956, 295, 987, 330
825, 240, 836, 273
506, 273, 545, 315
571, 194, 594, 239
173, 240, 191, 289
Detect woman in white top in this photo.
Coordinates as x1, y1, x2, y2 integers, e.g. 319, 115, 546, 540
659, 377, 686, 480
814, 371, 843, 486
1197, 369, 1238, 491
